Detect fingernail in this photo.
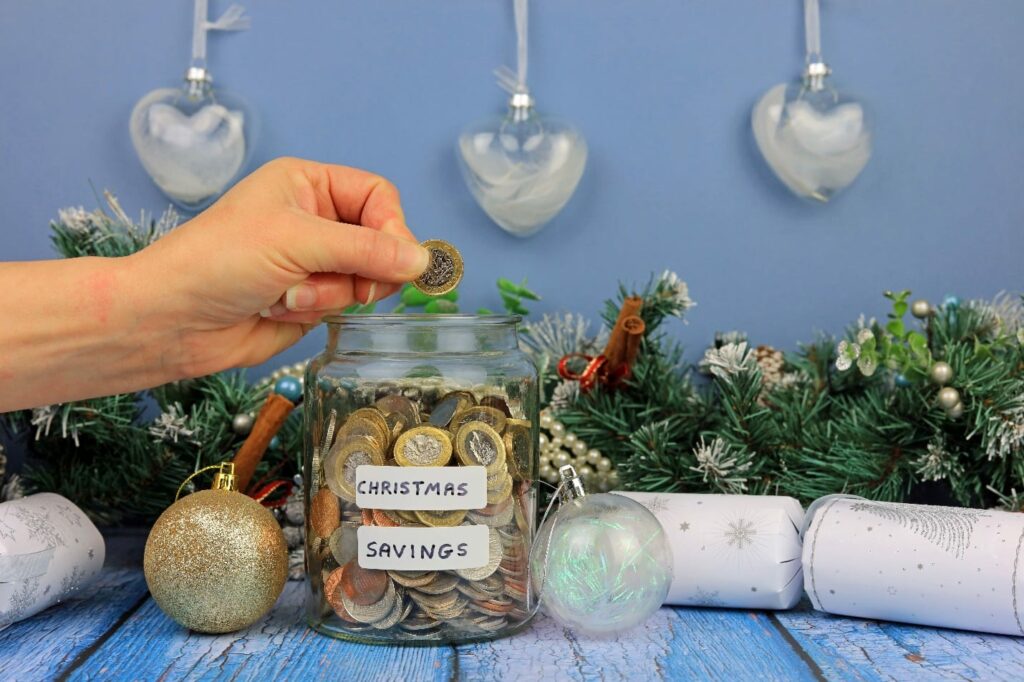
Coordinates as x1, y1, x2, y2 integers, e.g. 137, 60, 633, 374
399, 243, 430, 278
285, 284, 317, 311
364, 282, 378, 306
260, 302, 288, 318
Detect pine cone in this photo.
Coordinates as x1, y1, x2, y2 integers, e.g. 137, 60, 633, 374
754, 345, 785, 390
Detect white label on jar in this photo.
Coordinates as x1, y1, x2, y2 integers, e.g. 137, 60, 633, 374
357, 524, 489, 570
355, 465, 487, 511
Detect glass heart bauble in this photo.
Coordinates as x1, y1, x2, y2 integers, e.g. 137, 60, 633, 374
752, 79, 871, 202
458, 106, 587, 237
130, 82, 254, 211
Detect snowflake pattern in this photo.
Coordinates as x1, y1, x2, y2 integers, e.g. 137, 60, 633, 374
55, 503, 83, 528
60, 566, 86, 598
11, 507, 65, 548
724, 518, 757, 550
638, 496, 671, 516
690, 586, 725, 607
0, 578, 41, 627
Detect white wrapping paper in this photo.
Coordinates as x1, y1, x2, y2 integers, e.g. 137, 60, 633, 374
803, 495, 1024, 636
617, 492, 804, 609
0, 493, 105, 629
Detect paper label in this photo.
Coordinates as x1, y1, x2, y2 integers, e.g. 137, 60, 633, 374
355, 465, 486, 511
357, 524, 489, 570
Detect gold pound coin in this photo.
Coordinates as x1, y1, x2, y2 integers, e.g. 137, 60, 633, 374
486, 474, 514, 505
412, 240, 463, 296
414, 508, 467, 527
337, 409, 389, 450
451, 406, 507, 434
394, 426, 453, 467
503, 418, 532, 481
324, 435, 385, 501
456, 421, 507, 470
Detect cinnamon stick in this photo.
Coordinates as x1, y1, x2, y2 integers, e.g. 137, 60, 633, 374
621, 315, 647, 370
232, 393, 295, 492
603, 296, 644, 373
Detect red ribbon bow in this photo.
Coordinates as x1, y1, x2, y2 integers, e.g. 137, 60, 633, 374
557, 353, 631, 393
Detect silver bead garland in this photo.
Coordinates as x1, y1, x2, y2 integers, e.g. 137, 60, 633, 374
538, 409, 618, 492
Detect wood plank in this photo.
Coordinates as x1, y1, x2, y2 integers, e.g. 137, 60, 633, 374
775, 604, 1024, 681
0, 568, 148, 681
65, 580, 455, 682
456, 607, 820, 681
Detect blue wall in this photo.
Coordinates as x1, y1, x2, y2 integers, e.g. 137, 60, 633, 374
1, 1, 1022, 377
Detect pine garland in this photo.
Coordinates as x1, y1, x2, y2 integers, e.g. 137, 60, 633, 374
526, 274, 1024, 510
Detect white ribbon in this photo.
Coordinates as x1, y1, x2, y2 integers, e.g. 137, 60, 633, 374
495, 0, 529, 95
804, 0, 822, 63
192, 0, 251, 65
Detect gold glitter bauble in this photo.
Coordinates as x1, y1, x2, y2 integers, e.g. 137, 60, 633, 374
144, 489, 288, 633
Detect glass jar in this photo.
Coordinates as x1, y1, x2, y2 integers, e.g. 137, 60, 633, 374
303, 315, 539, 644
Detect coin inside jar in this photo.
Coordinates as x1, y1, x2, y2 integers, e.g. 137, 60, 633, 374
428, 391, 476, 428
503, 418, 532, 481
414, 508, 467, 527
324, 436, 385, 500
310, 487, 340, 539
412, 239, 463, 296
456, 421, 507, 470
394, 426, 453, 467
375, 394, 421, 428
451, 406, 507, 434
479, 395, 513, 417
341, 561, 390, 606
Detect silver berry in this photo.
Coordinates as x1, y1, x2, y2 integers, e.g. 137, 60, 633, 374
937, 387, 961, 410
231, 413, 254, 436
910, 299, 932, 319
930, 361, 953, 386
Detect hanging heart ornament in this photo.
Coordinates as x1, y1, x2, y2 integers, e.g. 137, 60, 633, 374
458, 92, 587, 237
130, 77, 252, 210
752, 65, 871, 202
751, 0, 871, 202
129, 1, 254, 211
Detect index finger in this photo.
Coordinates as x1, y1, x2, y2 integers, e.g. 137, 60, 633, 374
291, 160, 413, 238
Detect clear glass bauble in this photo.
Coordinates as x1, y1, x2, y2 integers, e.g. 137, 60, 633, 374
752, 76, 871, 202
458, 104, 587, 238
530, 492, 672, 635
130, 78, 255, 211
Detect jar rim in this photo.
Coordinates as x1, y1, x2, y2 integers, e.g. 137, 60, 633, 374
322, 313, 522, 326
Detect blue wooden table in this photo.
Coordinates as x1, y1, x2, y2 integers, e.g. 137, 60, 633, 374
3, 566, 1024, 681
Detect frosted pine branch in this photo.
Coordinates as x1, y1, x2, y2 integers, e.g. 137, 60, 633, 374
689, 436, 750, 494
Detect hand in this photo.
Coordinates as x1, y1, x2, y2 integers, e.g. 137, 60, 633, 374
134, 157, 429, 378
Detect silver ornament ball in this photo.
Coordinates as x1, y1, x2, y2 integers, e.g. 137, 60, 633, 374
937, 387, 961, 410
910, 299, 932, 319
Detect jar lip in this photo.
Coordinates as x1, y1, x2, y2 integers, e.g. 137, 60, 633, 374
322, 313, 522, 326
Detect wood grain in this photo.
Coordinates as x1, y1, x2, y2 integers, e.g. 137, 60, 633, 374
8, 565, 1024, 681
457, 607, 819, 681
65, 580, 454, 682
0, 568, 148, 681
776, 603, 1024, 681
